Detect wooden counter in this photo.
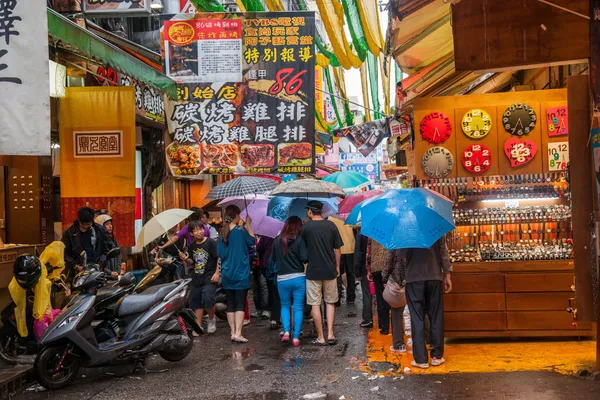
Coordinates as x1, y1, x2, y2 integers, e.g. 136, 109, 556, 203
445, 260, 594, 338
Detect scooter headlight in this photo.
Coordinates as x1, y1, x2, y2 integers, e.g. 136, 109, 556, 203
57, 312, 84, 329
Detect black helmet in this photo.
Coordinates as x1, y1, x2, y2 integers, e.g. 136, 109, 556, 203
13, 254, 42, 289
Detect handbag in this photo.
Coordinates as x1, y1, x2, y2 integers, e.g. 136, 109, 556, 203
383, 279, 406, 309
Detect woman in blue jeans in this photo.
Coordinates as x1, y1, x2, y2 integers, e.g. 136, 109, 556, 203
269, 216, 309, 347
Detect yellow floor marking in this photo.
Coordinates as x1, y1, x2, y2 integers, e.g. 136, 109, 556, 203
363, 328, 596, 376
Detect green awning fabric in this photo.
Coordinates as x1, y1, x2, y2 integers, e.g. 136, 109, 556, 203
47, 8, 177, 99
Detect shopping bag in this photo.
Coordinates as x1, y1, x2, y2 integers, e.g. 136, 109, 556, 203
383, 279, 406, 309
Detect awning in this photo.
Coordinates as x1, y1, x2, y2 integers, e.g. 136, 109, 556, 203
47, 8, 177, 98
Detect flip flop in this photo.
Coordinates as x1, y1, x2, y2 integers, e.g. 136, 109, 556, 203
281, 333, 290, 343
311, 339, 328, 347
232, 338, 249, 344
327, 338, 338, 346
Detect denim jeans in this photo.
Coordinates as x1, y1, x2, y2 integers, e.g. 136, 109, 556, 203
277, 276, 306, 339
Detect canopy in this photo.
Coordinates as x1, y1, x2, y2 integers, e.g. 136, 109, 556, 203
47, 8, 177, 98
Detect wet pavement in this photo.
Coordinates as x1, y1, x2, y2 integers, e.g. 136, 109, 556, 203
15, 295, 600, 400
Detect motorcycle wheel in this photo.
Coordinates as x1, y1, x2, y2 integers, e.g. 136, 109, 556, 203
35, 344, 80, 390
0, 326, 23, 364
158, 329, 194, 362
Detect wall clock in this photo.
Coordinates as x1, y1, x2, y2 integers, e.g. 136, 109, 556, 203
420, 112, 452, 144
462, 144, 492, 174
461, 109, 492, 139
421, 146, 454, 178
502, 103, 537, 136
503, 137, 537, 167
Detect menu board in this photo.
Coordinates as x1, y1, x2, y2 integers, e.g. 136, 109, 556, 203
163, 12, 316, 176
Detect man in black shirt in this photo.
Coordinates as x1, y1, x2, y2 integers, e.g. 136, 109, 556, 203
302, 201, 343, 346
181, 220, 220, 334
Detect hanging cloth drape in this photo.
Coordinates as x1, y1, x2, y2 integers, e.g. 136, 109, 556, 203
360, 62, 372, 122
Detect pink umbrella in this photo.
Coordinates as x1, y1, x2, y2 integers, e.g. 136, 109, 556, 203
240, 199, 284, 238
337, 189, 385, 215
218, 194, 269, 211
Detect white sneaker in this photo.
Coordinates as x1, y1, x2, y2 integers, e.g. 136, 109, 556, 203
207, 317, 217, 334
431, 357, 445, 366
411, 360, 429, 369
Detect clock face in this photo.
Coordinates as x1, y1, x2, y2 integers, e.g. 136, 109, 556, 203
421, 146, 454, 178
462, 144, 492, 174
461, 109, 492, 139
502, 103, 537, 136
420, 112, 452, 144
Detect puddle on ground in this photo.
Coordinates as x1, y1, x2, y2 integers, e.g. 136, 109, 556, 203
221, 347, 255, 361
282, 357, 303, 375
244, 363, 265, 372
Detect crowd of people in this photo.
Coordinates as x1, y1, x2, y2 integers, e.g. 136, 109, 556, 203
60, 200, 453, 369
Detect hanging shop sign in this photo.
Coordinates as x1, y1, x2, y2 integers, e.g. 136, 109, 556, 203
87, 65, 166, 123
502, 103, 537, 136
0, 0, 50, 156
164, 17, 243, 83
333, 117, 391, 157
420, 112, 452, 144
547, 142, 569, 171
546, 106, 568, 137
389, 116, 411, 138
592, 1, 600, 107
504, 137, 537, 167
421, 146, 454, 179
340, 152, 379, 181
164, 12, 316, 176
83, 0, 151, 14
461, 109, 492, 139
462, 144, 492, 174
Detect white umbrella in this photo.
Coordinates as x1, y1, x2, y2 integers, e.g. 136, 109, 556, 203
135, 208, 193, 251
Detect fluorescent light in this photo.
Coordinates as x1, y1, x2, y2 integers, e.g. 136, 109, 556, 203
151, 0, 163, 9
480, 197, 560, 203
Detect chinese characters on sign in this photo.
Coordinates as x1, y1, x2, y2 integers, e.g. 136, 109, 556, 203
83, 0, 151, 14
0, 0, 50, 156
73, 131, 123, 158
164, 12, 316, 177
164, 18, 243, 83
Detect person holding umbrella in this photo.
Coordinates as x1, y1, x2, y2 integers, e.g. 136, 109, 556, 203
217, 205, 255, 344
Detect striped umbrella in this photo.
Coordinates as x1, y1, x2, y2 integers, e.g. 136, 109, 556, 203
205, 176, 278, 200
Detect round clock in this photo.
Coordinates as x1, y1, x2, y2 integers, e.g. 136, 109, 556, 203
461, 109, 492, 139
421, 146, 454, 178
462, 144, 492, 174
502, 103, 537, 136
420, 112, 452, 144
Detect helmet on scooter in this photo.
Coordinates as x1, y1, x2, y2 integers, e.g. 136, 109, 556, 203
13, 254, 42, 289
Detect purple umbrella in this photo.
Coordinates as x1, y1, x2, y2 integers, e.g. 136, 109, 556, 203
241, 199, 284, 238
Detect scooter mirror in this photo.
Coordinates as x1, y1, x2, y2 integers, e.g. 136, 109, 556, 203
118, 271, 136, 287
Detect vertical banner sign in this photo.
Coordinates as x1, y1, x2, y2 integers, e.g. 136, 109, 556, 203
593, 1, 600, 107
315, 65, 324, 129
163, 12, 316, 176
60, 87, 137, 246
0, 0, 50, 156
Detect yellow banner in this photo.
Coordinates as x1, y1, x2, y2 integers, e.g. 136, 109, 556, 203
59, 87, 137, 245
315, 65, 324, 130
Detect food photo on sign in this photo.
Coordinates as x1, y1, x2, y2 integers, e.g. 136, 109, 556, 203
161, 12, 316, 177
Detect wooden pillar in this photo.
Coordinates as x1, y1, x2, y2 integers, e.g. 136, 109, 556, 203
567, 75, 598, 368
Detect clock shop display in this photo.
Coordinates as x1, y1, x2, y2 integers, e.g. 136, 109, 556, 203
421, 146, 454, 178
461, 109, 492, 139
420, 112, 452, 144
502, 103, 537, 136
461, 144, 492, 173
412, 90, 583, 338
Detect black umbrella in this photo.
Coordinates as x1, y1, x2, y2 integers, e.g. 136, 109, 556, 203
205, 176, 278, 201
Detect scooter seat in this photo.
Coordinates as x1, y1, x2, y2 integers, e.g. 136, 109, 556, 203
115, 283, 178, 317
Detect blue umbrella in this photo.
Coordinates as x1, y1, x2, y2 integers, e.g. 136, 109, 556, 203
267, 196, 339, 222
360, 188, 455, 250
322, 171, 371, 193
344, 190, 396, 225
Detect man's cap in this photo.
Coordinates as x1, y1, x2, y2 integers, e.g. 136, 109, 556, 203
305, 200, 324, 212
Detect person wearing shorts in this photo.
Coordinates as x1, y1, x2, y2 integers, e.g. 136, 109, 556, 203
181, 220, 219, 335
302, 201, 343, 346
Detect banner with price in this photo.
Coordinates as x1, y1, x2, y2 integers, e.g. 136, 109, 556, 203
163, 12, 316, 177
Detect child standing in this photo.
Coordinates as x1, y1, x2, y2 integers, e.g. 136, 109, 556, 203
180, 220, 220, 334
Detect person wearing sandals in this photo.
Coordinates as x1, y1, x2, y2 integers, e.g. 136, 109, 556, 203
382, 249, 407, 353
395, 235, 453, 369
217, 205, 255, 344
269, 217, 309, 347
302, 201, 343, 347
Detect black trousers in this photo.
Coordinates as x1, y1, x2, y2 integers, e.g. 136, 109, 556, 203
372, 271, 390, 330
226, 289, 248, 313
337, 253, 356, 303
406, 280, 444, 364
266, 278, 281, 322
360, 275, 373, 323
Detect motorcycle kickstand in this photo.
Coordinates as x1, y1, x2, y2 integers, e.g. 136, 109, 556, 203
132, 355, 169, 375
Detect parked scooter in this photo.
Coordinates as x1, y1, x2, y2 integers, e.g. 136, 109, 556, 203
34, 271, 201, 389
